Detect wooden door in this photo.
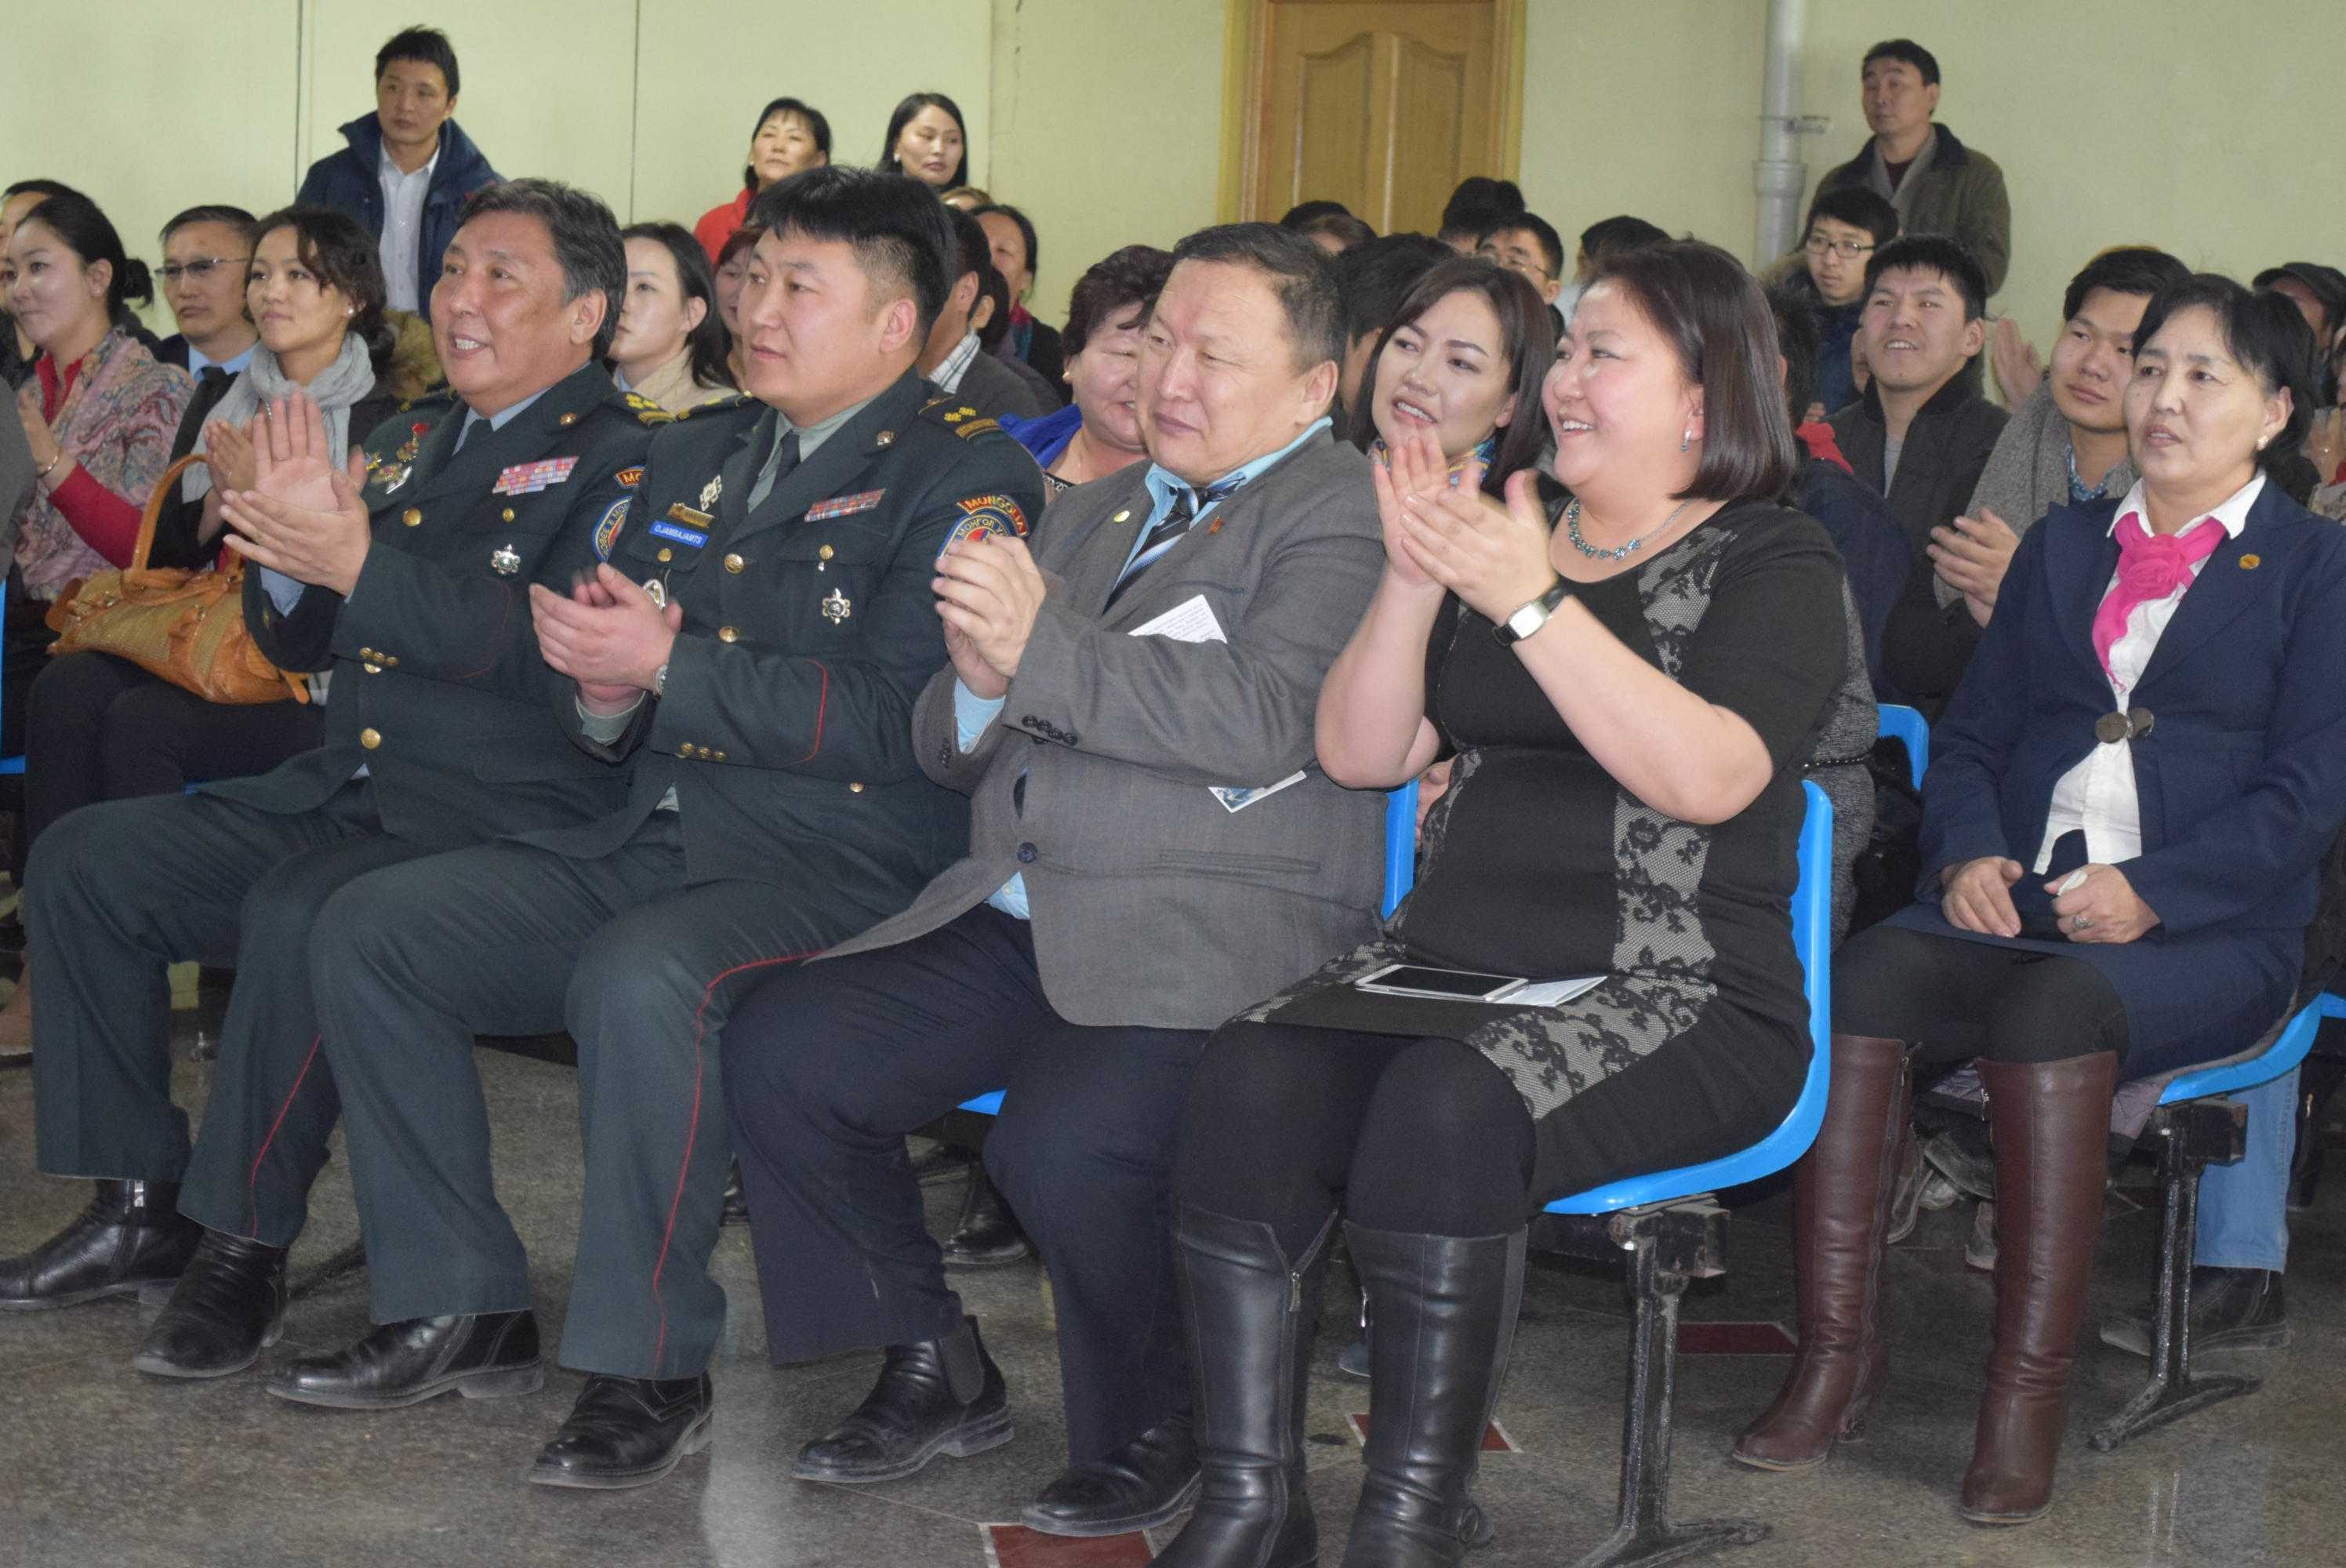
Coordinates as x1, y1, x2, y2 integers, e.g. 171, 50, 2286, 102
1237, 0, 1523, 236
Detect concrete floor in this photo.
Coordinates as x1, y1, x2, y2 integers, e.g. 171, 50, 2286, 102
0, 986, 2339, 1568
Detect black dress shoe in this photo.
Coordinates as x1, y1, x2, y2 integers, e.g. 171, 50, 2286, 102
721, 1160, 750, 1227
133, 1229, 287, 1378
530, 1373, 714, 1490
792, 1315, 1011, 1483
0, 1180, 199, 1310
267, 1310, 543, 1409
941, 1168, 1033, 1269
2100, 1267, 2290, 1356
1022, 1412, 1201, 1537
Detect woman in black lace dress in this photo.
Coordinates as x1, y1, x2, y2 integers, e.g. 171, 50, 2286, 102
1154, 242, 1850, 1568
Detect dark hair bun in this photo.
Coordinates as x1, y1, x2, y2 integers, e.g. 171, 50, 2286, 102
115, 256, 154, 307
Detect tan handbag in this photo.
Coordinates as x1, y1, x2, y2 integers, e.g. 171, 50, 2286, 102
44, 453, 309, 706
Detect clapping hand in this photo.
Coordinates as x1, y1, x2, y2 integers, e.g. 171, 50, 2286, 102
1991, 318, 2045, 406
1385, 427, 1556, 626
202, 416, 260, 495
1929, 507, 2021, 626
216, 394, 372, 596
933, 532, 1048, 689
16, 383, 64, 481
530, 562, 682, 705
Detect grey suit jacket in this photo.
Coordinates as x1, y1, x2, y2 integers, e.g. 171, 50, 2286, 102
823, 431, 1389, 1029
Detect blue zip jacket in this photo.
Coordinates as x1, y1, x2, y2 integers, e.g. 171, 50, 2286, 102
296, 114, 500, 323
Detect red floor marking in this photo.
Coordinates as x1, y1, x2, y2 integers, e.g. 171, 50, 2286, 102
981, 1523, 1155, 1567
1346, 1414, 1516, 1452
1676, 1320, 1798, 1355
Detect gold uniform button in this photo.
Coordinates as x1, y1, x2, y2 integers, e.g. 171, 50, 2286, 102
401, 507, 421, 528
848, 781, 866, 794
559, 411, 579, 426
359, 728, 382, 750
818, 544, 835, 561
712, 750, 728, 763
724, 553, 744, 573
658, 547, 674, 563
383, 655, 399, 668
718, 626, 739, 643
358, 647, 375, 659
362, 662, 383, 676
501, 506, 516, 524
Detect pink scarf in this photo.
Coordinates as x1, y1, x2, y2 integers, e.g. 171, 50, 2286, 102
2091, 511, 2223, 677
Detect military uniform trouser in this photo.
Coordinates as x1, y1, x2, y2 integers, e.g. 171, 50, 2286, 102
26, 779, 438, 1245
308, 810, 854, 1381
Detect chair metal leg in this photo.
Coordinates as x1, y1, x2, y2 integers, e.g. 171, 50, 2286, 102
1571, 1229, 1767, 1568
2090, 1104, 2259, 1452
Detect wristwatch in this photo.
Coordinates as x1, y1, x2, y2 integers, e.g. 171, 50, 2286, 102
1491, 578, 1571, 647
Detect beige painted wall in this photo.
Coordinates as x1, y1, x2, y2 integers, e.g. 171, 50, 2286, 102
5, 0, 2340, 357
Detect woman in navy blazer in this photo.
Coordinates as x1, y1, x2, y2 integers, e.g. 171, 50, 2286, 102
1737, 278, 2346, 1528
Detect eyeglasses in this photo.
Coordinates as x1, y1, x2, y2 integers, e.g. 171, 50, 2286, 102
160, 256, 250, 284
1804, 236, 1876, 260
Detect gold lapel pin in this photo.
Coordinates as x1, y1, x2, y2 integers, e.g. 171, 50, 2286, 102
2239, 554, 2262, 570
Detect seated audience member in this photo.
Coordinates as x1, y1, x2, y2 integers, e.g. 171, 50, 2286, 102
2, 181, 82, 386
1785, 188, 1898, 417
1, 205, 401, 1049
1807, 38, 2010, 296
1163, 241, 1845, 1568
939, 186, 993, 212
972, 204, 1064, 385
1331, 233, 1454, 418
1436, 176, 1525, 253
997, 242, 1173, 496
1293, 209, 1377, 257
296, 27, 499, 322
272, 167, 1044, 1490
713, 222, 761, 388
882, 92, 971, 194
920, 206, 1052, 420
1738, 278, 2346, 1527
1932, 248, 2191, 630
3, 188, 194, 782
0, 179, 656, 1319
969, 251, 1062, 416
692, 96, 830, 262
1828, 235, 2006, 715
154, 206, 260, 379
1347, 255, 1550, 479
1561, 214, 1671, 322
717, 223, 1382, 1539
2253, 261, 2346, 350
1475, 212, 1565, 306
609, 221, 735, 413
1768, 290, 1906, 700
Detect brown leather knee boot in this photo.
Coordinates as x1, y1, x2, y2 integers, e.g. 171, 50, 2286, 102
1733, 1034, 1912, 1470
1960, 1051, 2118, 1525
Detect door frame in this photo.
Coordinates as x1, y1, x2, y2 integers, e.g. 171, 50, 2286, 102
1216, 0, 1527, 223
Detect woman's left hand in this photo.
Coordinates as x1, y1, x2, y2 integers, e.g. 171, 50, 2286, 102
16, 384, 63, 477
2048, 863, 2159, 945
1389, 446, 1556, 625
203, 417, 260, 495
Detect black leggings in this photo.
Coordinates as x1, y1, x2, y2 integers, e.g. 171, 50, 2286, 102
1174, 1022, 1539, 1261
1833, 922, 2131, 1067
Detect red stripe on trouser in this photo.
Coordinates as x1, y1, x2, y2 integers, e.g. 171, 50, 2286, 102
648, 948, 823, 1372
248, 1034, 323, 1238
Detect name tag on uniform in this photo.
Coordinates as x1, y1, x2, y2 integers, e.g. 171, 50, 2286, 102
493, 457, 579, 495
652, 503, 712, 548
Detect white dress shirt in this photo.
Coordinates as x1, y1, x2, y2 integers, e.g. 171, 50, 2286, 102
377, 141, 441, 313
2033, 473, 2265, 871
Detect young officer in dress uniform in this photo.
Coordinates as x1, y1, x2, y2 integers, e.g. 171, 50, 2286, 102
0, 182, 656, 1362
266, 167, 1047, 1492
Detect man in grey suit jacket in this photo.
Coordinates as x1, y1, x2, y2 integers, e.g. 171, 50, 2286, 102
721, 224, 1385, 1538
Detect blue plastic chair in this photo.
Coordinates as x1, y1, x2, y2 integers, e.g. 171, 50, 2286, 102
1876, 702, 1928, 790
957, 782, 1423, 1123
0, 590, 23, 777
2087, 990, 2330, 1451
1515, 781, 1831, 1568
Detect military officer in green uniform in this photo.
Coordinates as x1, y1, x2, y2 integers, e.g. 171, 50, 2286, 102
0, 182, 660, 1370
266, 167, 1046, 1491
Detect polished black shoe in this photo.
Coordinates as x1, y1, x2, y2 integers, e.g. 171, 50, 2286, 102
721, 1160, 750, 1227
529, 1373, 714, 1490
941, 1168, 1033, 1269
791, 1315, 1011, 1483
133, 1229, 287, 1378
2100, 1267, 2290, 1356
1022, 1411, 1202, 1537
267, 1310, 543, 1409
0, 1180, 199, 1310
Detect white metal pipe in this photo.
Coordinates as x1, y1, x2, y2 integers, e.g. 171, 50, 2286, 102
1755, 0, 1810, 264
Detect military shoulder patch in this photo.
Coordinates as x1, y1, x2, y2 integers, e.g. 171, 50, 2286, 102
594, 496, 629, 561
616, 466, 645, 490
944, 493, 1030, 554
953, 417, 1003, 441
625, 391, 676, 426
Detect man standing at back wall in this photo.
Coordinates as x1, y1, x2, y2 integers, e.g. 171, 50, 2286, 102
298, 26, 500, 323
1807, 38, 2010, 298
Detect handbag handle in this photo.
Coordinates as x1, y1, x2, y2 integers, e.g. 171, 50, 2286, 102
135, 452, 212, 573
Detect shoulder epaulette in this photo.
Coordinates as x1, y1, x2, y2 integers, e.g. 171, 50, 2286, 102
673, 392, 756, 422
921, 399, 1003, 441
625, 390, 677, 426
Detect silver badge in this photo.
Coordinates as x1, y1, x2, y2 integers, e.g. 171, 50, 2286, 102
490, 543, 521, 576
699, 475, 723, 510
821, 587, 852, 623
644, 578, 667, 608
377, 463, 410, 493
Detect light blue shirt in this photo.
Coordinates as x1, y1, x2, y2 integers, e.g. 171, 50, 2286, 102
956, 416, 1331, 919
187, 342, 256, 379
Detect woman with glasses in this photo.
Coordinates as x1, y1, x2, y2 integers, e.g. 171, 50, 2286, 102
1788, 188, 1897, 418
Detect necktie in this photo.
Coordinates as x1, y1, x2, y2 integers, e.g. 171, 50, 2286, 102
2091, 511, 2224, 677
1105, 479, 1238, 609
747, 427, 801, 511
